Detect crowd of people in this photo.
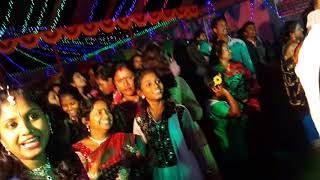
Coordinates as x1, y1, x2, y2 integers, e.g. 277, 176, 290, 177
0, 1, 319, 179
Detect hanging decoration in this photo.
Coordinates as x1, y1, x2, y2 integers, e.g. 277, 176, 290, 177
0, 6, 199, 54
163, 0, 169, 9
10, 18, 177, 77
35, 0, 49, 33
22, 0, 35, 33
0, 0, 14, 38
1, 53, 26, 72
113, 0, 129, 20
51, 0, 67, 29
263, 0, 284, 23
249, 0, 255, 20
88, 0, 99, 22
127, 0, 137, 16
16, 48, 49, 66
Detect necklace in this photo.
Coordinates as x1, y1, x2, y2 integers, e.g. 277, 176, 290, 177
147, 108, 161, 124
89, 136, 108, 145
27, 158, 54, 180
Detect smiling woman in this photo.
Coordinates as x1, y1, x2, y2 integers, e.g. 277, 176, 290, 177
73, 98, 146, 179
0, 87, 88, 179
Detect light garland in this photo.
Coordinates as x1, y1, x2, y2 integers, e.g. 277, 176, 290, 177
88, 0, 99, 22
87, 18, 176, 58
263, 0, 284, 23
1, 53, 26, 72
51, 0, 67, 30
22, 0, 35, 33
9, 19, 177, 77
249, 0, 255, 20
34, 0, 49, 33
206, 0, 216, 15
127, 0, 137, 16
16, 48, 49, 66
162, 0, 169, 9
0, 62, 22, 86
112, 0, 128, 20
0, 0, 14, 38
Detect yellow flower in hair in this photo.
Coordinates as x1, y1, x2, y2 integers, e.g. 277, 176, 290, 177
213, 73, 222, 87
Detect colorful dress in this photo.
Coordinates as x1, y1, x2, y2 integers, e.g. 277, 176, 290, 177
207, 99, 247, 158
133, 102, 204, 180
214, 62, 260, 109
72, 132, 145, 180
281, 56, 307, 107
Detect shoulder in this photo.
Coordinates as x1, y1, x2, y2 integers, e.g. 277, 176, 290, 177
231, 61, 245, 68
230, 38, 246, 46
175, 104, 189, 116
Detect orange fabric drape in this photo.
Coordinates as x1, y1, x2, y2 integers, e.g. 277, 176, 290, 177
0, 6, 199, 54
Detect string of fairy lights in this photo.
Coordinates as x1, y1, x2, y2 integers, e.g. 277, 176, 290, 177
51, 0, 67, 29
0, 0, 288, 79
22, 0, 35, 33
35, 0, 49, 33
249, 0, 255, 20
9, 18, 177, 77
0, 0, 14, 38
88, 0, 99, 22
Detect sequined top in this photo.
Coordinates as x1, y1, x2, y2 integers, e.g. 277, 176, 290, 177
135, 102, 177, 168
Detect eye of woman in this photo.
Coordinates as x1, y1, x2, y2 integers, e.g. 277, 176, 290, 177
27, 112, 40, 121
6, 120, 18, 129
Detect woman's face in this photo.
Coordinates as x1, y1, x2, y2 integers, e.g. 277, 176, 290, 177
139, 72, 164, 101
220, 43, 232, 62
88, 100, 113, 132
114, 67, 136, 97
47, 90, 60, 106
96, 77, 114, 95
133, 56, 143, 70
293, 24, 304, 41
60, 94, 80, 120
0, 95, 49, 161
72, 72, 87, 88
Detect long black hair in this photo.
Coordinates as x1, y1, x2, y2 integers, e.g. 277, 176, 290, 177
134, 69, 173, 116
0, 88, 86, 179
283, 21, 300, 44
79, 97, 115, 135
209, 40, 228, 67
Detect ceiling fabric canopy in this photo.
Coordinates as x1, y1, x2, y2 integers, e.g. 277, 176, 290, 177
0, 5, 199, 54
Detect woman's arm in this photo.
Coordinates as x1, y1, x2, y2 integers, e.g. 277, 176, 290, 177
221, 87, 241, 117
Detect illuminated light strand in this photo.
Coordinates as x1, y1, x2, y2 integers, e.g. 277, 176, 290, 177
16, 48, 50, 66
34, 0, 49, 33
163, 0, 169, 9
1, 53, 26, 72
51, 0, 67, 29
127, 0, 137, 16
206, 0, 216, 15
22, 0, 35, 33
112, 0, 128, 20
0, 0, 14, 38
10, 19, 177, 76
263, 0, 284, 23
0, 62, 21, 87
88, 0, 99, 22
249, 0, 255, 20
87, 18, 177, 58
144, 0, 149, 6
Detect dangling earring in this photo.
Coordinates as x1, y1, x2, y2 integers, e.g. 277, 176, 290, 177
141, 95, 145, 99
2, 143, 11, 155
48, 121, 53, 134
86, 125, 91, 132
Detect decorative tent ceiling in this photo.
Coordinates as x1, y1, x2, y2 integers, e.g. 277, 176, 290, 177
0, 0, 247, 81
